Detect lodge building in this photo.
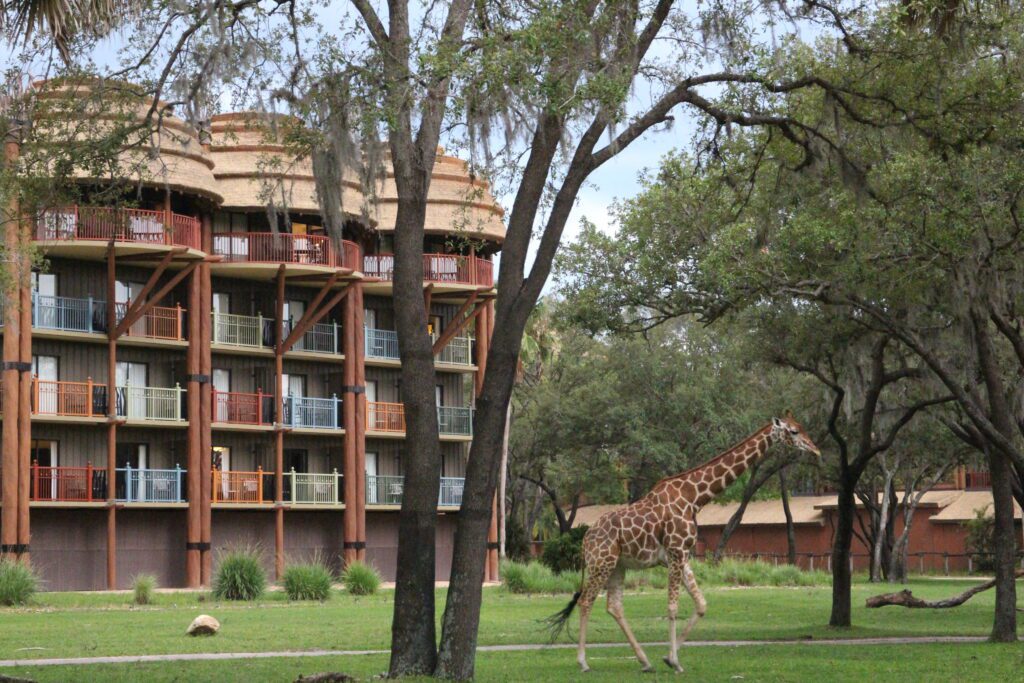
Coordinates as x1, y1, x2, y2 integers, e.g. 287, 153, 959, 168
0, 87, 504, 590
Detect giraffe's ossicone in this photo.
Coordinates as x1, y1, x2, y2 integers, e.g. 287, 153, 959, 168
547, 414, 821, 674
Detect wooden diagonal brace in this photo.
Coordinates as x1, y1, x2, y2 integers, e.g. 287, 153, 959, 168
113, 261, 199, 339
281, 282, 354, 354
432, 293, 484, 356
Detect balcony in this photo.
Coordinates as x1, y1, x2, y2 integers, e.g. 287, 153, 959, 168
283, 395, 342, 430
0, 294, 186, 341
212, 389, 274, 426
366, 402, 473, 436
362, 254, 494, 287
364, 327, 473, 367
212, 469, 342, 505
116, 385, 186, 423
36, 206, 201, 250
211, 312, 342, 356
116, 466, 186, 503
212, 232, 361, 270
31, 463, 107, 502
366, 474, 465, 507
32, 378, 108, 418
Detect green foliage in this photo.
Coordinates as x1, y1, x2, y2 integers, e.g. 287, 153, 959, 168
964, 508, 997, 572
282, 562, 334, 601
131, 574, 157, 606
212, 548, 267, 601
693, 559, 829, 588
340, 561, 381, 596
540, 526, 587, 575
0, 559, 37, 606
504, 517, 533, 563
501, 560, 581, 594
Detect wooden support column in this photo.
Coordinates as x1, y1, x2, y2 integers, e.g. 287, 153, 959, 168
341, 284, 358, 565
1, 135, 22, 560
274, 266, 286, 580
106, 245, 118, 589
353, 283, 367, 562
199, 219, 213, 584
185, 257, 202, 587
16, 243, 31, 563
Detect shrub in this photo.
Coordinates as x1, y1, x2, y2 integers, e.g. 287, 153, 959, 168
282, 561, 334, 601
540, 526, 588, 574
501, 560, 580, 594
504, 517, 533, 563
964, 507, 996, 572
0, 559, 37, 606
341, 560, 381, 596
131, 573, 157, 605
213, 547, 267, 601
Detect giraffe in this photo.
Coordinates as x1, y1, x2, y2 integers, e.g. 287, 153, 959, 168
547, 414, 821, 674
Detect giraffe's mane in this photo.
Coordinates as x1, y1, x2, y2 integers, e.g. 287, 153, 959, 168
651, 422, 773, 489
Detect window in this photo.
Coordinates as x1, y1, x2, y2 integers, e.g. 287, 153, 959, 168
31, 272, 57, 297
115, 280, 145, 304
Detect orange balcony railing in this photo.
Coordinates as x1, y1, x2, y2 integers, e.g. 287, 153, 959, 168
31, 462, 107, 501
35, 206, 201, 250
212, 232, 361, 270
362, 253, 494, 287
114, 303, 186, 341
32, 378, 108, 417
212, 389, 273, 426
366, 401, 406, 433
212, 468, 274, 504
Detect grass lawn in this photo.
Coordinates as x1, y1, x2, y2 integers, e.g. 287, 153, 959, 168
0, 578, 1020, 680
3, 643, 1024, 682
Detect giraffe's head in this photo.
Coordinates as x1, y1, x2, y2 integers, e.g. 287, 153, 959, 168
771, 413, 821, 457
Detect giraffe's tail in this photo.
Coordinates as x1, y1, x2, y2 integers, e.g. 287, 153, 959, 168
543, 568, 585, 643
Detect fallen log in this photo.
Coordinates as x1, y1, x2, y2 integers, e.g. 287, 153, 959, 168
866, 570, 1024, 609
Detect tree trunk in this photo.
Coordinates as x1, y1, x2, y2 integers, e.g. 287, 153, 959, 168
714, 497, 753, 563
871, 472, 894, 583
830, 475, 857, 627
389, 182, 444, 677
866, 570, 1024, 609
499, 401, 511, 558
779, 469, 797, 565
987, 446, 1018, 642
435, 328, 521, 680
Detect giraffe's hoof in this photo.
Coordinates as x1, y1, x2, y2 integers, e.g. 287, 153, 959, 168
663, 656, 684, 673
640, 665, 655, 674
579, 666, 591, 674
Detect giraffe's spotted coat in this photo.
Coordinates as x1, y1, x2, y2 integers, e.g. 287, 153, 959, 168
573, 416, 821, 673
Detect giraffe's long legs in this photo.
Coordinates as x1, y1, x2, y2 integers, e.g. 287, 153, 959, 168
664, 559, 706, 673
577, 563, 613, 673
606, 564, 652, 672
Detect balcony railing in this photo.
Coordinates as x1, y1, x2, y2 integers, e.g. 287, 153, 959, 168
212, 389, 274, 425
366, 401, 406, 433
12, 294, 186, 341
284, 320, 342, 355
288, 469, 342, 505
211, 312, 341, 355
283, 395, 342, 430
365, 327, 399, 360
439, 477, 465, 507
213, 468, 274, 504
362, 254, 494, 287
117, 466, 186, 503
366, 402, 473, 436
965, 470, 991, 489
116, 385, 186, 422
366, 474, 404, 505
432, 333, 472, 366
36, 206, 201, 250
437, 406, 473, 436
365, 474, 466, 507
31, 463, 107, 502
32, 378, 108, 417
212, 232, 361, 270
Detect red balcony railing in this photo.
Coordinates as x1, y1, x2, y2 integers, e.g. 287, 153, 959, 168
213, 468, 273, 504
965, 470, 991, 489
32, 378, 107, 417
212, 389, 273, 426
366, 401, 406, 433
31, 462, 107, 501
35, 206, 201, 250
212, 232, 361, 270
362, 253, 494, 287
115, 303, 186, 341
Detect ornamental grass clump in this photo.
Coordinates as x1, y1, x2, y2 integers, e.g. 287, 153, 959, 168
213, 547, 267, 601
0, 559, 37, 606
340, 560, 381, 596
131, 573, 158, 605
501, 560, 580, 594
282, 561, 334, 601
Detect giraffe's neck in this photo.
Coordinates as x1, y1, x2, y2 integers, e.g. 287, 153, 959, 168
683, 424, 776, 509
